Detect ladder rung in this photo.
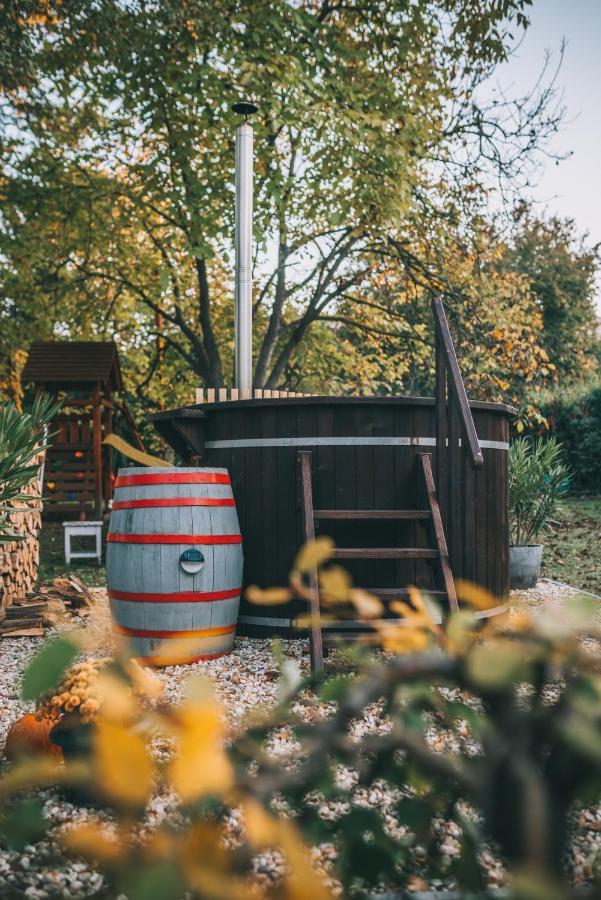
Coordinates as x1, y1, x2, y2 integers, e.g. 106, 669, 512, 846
332, 548, 438, 560
313, 509, 431, 520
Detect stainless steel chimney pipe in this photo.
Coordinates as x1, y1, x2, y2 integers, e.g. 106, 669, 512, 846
234, 120, 253, 393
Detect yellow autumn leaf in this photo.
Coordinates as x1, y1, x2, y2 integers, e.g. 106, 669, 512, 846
455, 579, 499, 611
292, 611, 335, 628
245, 585, 293, 605
319, 565, 352, 602
0, 757, 88, 798
182, 822, 248, 900
244, 799, 281, 846
169, 699, 233, 803
92, 670, 139, 723
244, 805, 332, 900
93, 719, 154, 808
445, 609, 477, 655
123, 659, 164, 700
62, 821, 125, 865
349, 588, 383, 619
149, 636, 205, 667
373, 621, 430, 654
293, 537, 335, 574
279, 819, 333, 900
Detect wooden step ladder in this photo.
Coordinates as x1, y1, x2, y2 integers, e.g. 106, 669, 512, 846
298, 449, 457, 675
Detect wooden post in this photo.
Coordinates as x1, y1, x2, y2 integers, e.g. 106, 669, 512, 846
103, 404, 113, 508
92, 383, 103, 519
297, 450, 324, 677
420, 454, 458, 611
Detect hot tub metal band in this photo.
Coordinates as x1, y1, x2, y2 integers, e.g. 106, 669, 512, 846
202, 437, 509, 451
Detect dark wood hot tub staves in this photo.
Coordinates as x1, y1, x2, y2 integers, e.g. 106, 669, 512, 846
153, 394, 514, 636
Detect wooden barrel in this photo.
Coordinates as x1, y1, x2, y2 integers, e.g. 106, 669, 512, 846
106, 467, 243, 666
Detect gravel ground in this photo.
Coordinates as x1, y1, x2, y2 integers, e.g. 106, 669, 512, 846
0, 581, 599, 897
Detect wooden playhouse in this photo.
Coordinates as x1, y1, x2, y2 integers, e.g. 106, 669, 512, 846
22, 341, 144, 519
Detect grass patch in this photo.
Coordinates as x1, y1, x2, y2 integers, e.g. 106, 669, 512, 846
38, 520, 107, 588
541, 496, 601, 595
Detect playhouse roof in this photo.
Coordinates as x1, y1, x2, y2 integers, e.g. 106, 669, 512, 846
22, 341, 123, 392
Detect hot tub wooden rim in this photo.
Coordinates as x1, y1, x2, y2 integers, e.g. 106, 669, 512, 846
152, 394, 517, 422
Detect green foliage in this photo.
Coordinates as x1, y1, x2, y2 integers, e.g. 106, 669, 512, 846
0, 0, 562, 413
509, 437, 570, 546
20, 637, 78, 702
539, 379, 601, 494
501, 208, 600, 384
0, 393, 60, 543
0, 798, 47, 851
4, 589, 601, 898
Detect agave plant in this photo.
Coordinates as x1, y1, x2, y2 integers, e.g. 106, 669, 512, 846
0, 394, 61, 544
509, 436, 570, 546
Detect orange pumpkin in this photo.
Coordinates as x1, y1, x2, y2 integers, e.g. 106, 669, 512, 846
4, 713, 63, 762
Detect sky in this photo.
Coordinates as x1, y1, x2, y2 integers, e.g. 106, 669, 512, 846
493, 0, 601, 312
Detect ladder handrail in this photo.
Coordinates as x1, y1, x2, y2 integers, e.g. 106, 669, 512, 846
432, 296, 483, 469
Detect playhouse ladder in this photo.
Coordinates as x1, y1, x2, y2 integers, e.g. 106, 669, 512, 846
298, 450, 457, 674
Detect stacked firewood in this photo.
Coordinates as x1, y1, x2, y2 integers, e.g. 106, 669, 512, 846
0, 576, 95, 638
0, 451, 44, 609
31, 576, 95, 614
0, 600, 47, 637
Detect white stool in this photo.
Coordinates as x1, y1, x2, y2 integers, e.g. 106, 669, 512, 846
63, 521, 103, 566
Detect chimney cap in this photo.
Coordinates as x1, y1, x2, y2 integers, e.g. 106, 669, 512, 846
231, 101, 258, 118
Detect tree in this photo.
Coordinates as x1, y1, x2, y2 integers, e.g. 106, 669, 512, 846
500, 208, 600, 384
1, 0, 563, 399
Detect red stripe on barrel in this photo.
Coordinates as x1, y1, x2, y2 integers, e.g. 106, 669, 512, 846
108, 587, 241, 603
112, 623, 236, 639
107, 533, 242, 545
115, 472, 230, 487
138, 650, 229, 665
111, 497, 236, 510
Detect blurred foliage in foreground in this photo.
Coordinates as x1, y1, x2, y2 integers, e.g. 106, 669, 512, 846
2, 544, 601, 898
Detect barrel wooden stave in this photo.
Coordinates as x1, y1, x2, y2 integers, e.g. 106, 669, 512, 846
107, 544, 241, 595
122, 631, 233, 665
106, 467, 242, 665
109, 596, 240, 631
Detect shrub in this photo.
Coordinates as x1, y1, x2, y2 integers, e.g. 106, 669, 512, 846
2, 569, 601, 898
539, 379, 601, 494
0, 394, 59, 543
509, 437, 570, 546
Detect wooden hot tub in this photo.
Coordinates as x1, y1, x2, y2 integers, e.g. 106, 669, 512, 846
153, 394, 514, 635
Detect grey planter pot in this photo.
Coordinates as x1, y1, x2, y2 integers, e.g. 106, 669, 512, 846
509, 544, 543, 589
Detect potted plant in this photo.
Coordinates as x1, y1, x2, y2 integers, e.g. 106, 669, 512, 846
508, 436, 570, 589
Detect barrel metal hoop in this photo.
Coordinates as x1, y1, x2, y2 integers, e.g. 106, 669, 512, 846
108, 588, 241, 603
115, 472, 231, 487
107, 533, 242, 545
112, 498, 236, 510
138, 650, 230, 665
112, 623, 236, 639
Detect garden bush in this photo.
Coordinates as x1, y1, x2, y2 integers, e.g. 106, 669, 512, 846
508, 437, 570, 545
2, 546, 601, 899
0, 394, 59, 542
539, 379, 601, 494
